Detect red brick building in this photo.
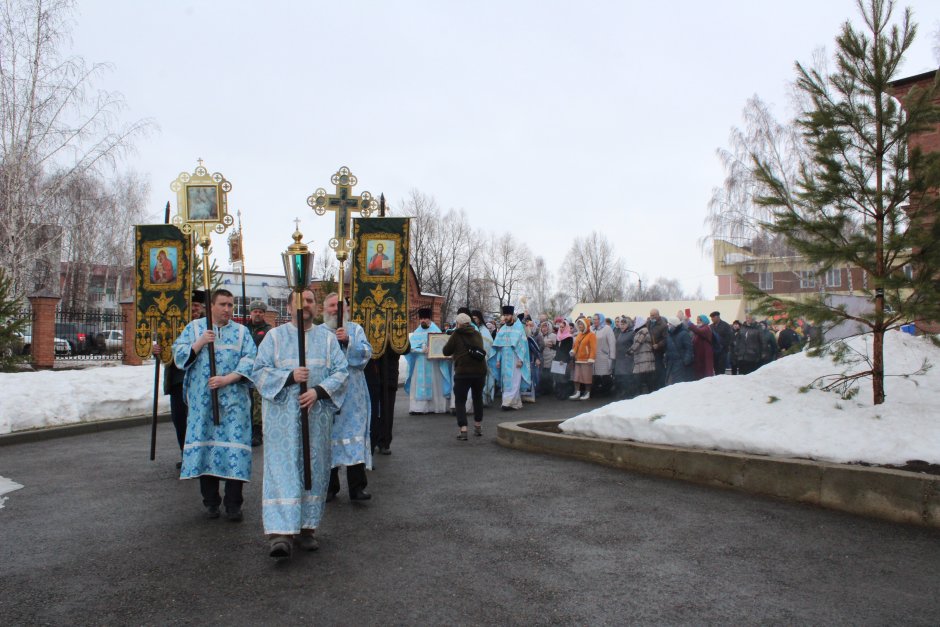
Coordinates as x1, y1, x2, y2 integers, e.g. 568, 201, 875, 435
891, 69, 940, 332
713, 239, 875, 303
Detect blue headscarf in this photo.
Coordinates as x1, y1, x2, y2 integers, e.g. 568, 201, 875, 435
594, 312, 606, 328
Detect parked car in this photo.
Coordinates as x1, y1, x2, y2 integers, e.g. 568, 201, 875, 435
19, 332, 72, 356
98, 329, 124, 353
55, 322, 93, 354
4, 331, 27, 358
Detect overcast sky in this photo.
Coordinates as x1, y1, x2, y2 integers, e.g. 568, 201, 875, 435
69, 0, 940, 298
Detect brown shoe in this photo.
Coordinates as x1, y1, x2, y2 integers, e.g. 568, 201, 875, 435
269, 535, 291, 559
296, 531, 319, 551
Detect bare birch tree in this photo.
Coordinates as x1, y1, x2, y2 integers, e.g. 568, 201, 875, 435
559, 231, 626, 303
0, 0, 151, 301
703, 96, 807, 258
481, 233, 532, 311
526, 256, 552, 317
399, 188, 439, 291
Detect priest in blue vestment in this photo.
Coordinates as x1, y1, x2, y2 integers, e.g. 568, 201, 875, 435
320, 293, 373, 501
252, 289, 348, 558
173, 289, 257, 521
405, 307, 452, 414
489, 305, 531, 410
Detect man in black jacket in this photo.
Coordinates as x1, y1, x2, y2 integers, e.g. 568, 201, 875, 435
442, 313, 487, 440
734, 315, 765, 375
709, 311, 733, 375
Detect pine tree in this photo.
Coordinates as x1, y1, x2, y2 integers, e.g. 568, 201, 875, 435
743, 0, 940, 404
0, 268, 29, 371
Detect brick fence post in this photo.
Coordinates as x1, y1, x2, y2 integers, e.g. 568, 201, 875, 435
27, 295, 60, 369
121, 300, 143, 366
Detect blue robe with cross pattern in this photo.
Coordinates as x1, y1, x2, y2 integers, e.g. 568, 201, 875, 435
404, 322, 452, 411
325, 321, 373, 469
173, 318, 257, 482
252, 323, 348, 535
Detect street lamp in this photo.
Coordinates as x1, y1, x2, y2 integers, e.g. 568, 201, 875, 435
625, 268, 642, 298
281, 221, 315, 490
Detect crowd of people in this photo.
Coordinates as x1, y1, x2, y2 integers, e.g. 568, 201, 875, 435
159, 288, 812, 562
417, 306, 814, 420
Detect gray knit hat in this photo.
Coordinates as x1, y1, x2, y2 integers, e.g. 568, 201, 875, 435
248, 300, 267, 312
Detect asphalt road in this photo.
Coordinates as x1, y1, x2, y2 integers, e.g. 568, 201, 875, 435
1, 391, 939, 626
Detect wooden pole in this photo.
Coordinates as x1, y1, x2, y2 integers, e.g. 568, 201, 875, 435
201, 243, 221, 426
238, 210, 247, 323
295, 292, 312, 490
149, 319, 160, 461
151, 201, 171, 460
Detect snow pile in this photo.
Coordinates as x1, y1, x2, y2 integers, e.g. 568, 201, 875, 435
560, 331, 940, 466
0, 365, 170, 435
0, 476, 24, 509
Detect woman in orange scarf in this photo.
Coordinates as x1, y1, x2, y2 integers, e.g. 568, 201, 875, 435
569, 317, 596, 400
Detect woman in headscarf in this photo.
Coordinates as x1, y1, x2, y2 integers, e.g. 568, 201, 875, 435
552, 319, 575, 400
538, 320, 557, 396
521, 319, 541, 403
664, 316, 694, 385
627, 315, 656, 395
569, 317, 596, 400
613, 316, 635, 399
688, 314, 715, 379
592, 312, 616, 397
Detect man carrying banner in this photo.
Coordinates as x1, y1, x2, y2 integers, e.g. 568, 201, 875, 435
173, 289, 256, 521
154, 290, 206, 467
252, 289, 348, 558
405, 308, 451, 414
489, 304, 531, 411
320, 293, 373, 502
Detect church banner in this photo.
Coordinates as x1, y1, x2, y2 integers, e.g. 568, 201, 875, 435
134, 224, 191, 363
350, 217, 410, 358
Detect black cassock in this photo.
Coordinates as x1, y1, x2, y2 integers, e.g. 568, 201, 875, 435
366, 346, 407, 452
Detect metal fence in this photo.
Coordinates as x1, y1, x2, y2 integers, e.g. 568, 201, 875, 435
54, 309, 126, 361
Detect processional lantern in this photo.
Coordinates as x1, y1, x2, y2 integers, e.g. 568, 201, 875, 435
281, 220, 315, 490
170, 158, 234, 425
282, 219, 315, 294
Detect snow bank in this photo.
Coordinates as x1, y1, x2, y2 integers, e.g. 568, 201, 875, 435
0, 364, 170, 434
0, 476, 24, 509
560, 331, 940, 466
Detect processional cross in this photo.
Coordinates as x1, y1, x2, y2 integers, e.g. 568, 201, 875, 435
307, 166, 377, 318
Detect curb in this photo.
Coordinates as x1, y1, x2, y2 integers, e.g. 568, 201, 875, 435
496, 420, 940, 529
0, 413, 172, 446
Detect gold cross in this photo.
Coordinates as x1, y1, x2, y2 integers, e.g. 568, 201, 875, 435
293, 217, 302, 232
197, 157, 204, 168
306, 166, 377, 262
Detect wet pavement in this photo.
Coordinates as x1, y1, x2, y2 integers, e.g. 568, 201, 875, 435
2, 391, 939, 625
